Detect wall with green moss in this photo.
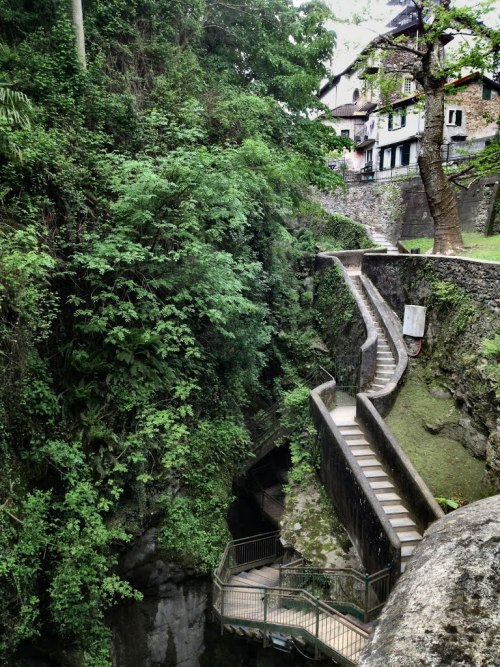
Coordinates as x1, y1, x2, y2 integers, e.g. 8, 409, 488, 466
363, 254, 500, 490
314, 265, 365, 381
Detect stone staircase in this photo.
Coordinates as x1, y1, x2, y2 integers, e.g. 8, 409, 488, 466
368, 230, 399, 254
330, 273, 423, 571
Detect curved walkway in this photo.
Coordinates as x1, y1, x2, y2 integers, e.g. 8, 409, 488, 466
331, 266, 422, 571
214, 246, 444, 664
311, 249, 443, 578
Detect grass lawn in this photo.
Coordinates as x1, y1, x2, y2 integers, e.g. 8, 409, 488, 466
386, 364, 489, 505
401, 232, 500, 262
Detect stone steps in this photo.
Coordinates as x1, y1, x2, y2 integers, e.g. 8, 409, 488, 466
369, 231, 399, 254
328, 272, 422, 574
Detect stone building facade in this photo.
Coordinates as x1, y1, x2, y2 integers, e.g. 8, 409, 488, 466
446, 75, 500, 141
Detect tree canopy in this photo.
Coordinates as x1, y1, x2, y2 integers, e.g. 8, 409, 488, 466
362, 0, 500, 254
0, 1, 353, 664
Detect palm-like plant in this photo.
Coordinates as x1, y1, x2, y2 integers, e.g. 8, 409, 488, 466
0, 83, 31, 160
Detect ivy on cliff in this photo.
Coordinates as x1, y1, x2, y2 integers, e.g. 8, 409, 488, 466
0, 1, 353, 663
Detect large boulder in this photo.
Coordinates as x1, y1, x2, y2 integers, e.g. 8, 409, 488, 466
359, 495, 500, 667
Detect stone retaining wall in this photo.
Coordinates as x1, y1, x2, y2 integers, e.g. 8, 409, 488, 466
362, 254, 500, 315
362, 253, 500, 489
317, 175, 500, 241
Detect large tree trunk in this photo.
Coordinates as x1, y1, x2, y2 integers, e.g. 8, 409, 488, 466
417, 44, 463, 255
71, 0, 86, 69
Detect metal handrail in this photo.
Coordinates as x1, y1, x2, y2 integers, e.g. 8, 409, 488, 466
214, 531, 284, 582
250, 366, 334, 451
226, 530, 279, 547
255, 486, 285, 509
214, 578, 369, 665
281, 564, 389, 578
216, 579, 369, 630
278, 564, 391, 622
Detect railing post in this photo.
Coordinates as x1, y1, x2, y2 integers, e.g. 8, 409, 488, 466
278, 563, 282, 589
220, 585, 225, 635
263, 588, 268, 624
364, 574, 370, 624
315, 602, 320, 659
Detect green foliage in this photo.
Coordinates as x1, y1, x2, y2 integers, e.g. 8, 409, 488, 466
435, 496, 460, 512
296, 202, 374, 252
0, 0, 351, 662
482, 334, 500, 361
159, 418, 249, 571
0, 83, 31, 159
481, 333, 500, 389
280, 385, 318, 483
469, 133, 500, 181
429, 280, 476, 333
315, 266, 357, 348
402, 233, 500, 262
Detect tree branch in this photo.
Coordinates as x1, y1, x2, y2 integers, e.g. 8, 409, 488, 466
447, 164, 475, 187
376, 33, 427, 57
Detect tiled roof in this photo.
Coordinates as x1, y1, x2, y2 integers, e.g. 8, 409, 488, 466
330, 104, 358, 117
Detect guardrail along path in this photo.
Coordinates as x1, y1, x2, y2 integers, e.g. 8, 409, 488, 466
332, 268, 423, 571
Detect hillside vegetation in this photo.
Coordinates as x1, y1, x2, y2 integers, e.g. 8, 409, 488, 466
0, 1, 356, 664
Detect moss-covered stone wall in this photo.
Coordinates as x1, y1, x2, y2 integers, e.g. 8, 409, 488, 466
314, 265, 366, 380
363, 254, 500, 489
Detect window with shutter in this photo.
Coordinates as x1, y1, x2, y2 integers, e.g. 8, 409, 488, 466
403, 77, 413, 94
400, 113, 406, 128
482, 85, 492, 100
401, 143, 410, 166
447, 109, 463, 126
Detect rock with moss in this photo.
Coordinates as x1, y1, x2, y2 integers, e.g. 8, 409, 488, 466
280, 472, 360, 569
359, 495, 500, 667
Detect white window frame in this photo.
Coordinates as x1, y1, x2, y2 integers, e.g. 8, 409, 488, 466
447, 108, 463, 127
389, 113, 406, 130
403, 77, 413, 95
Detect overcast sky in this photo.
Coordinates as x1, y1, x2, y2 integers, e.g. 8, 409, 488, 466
322, 0, 394, 72
301, 0, 500, 74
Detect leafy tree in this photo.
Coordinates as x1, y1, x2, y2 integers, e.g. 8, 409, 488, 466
364, 0, 499, 254
0, 83, 31, 159
0, 0, 357, 663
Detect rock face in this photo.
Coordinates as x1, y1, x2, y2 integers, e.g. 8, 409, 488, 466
359, 496, 500, 667
111, 528, 209, 667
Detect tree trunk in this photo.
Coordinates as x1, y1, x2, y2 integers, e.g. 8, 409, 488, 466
71, 0, 87, 69
417, 45, 463, 255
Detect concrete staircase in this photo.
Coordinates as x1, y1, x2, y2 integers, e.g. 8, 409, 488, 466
330, 273, 422, 571
350, 275, 397, 393
368, 230, 399, 254
229, 563, 281, 589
